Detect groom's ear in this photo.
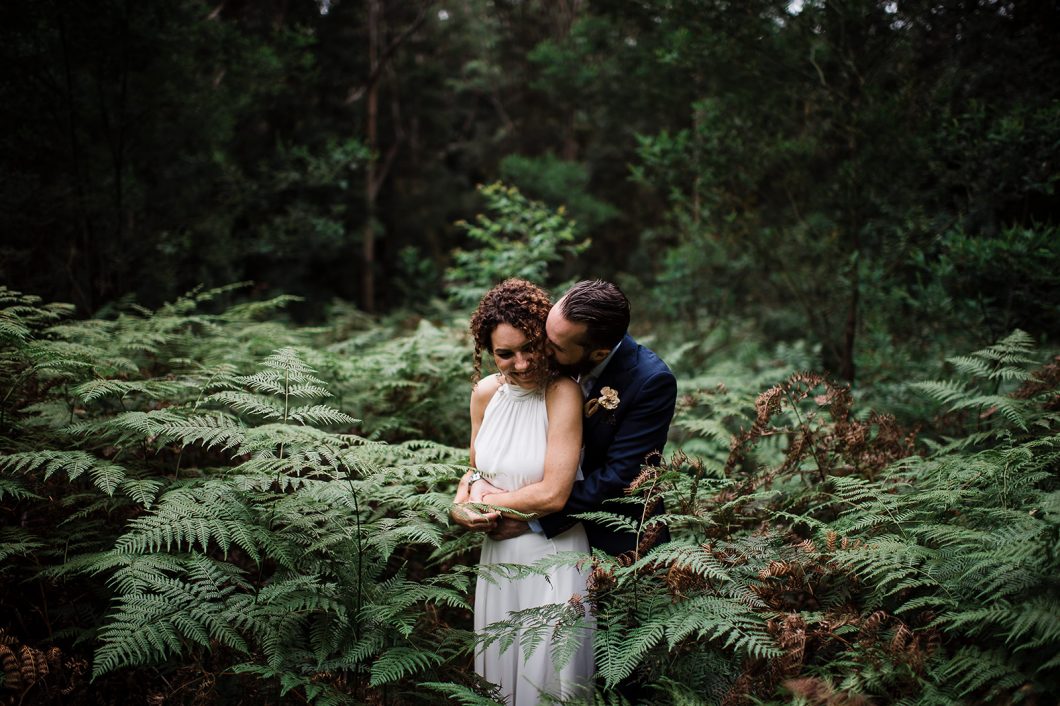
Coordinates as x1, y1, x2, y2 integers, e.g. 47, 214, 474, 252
588, 348, 610, 364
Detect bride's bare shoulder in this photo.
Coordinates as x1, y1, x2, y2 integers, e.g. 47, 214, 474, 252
545, 375, 581, 402
471, 372, 503, 405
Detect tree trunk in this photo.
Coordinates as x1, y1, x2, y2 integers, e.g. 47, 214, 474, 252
362, 0, 381, 314
57, 8, 93, 313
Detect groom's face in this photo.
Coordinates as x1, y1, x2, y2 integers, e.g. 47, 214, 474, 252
545, 302, 605, 376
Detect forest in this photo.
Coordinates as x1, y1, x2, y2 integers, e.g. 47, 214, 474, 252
1, 0, 1058, 704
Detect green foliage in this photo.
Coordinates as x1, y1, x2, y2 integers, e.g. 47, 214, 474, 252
617, 1, 1060, 380
916, 225, 1060, 342
445, 182, 589, 307
573, 331, 1060, 704
3, 284, 1059, 703
0, 287, 478, 703
499, 154, 619, 234
322, 315, 472, 446
911, 329, 1052, 446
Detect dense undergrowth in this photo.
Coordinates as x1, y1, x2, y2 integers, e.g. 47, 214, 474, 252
1, 285, 1057, 705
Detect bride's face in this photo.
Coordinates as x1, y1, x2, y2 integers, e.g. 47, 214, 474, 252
491, 322, 540, 388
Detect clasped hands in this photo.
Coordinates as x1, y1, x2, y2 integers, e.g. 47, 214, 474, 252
451, 477, 530, 540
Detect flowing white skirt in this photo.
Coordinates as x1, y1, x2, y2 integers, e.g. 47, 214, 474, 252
474, 524, 595, 705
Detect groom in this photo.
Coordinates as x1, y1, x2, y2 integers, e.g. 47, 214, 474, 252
493, 279, 677, 555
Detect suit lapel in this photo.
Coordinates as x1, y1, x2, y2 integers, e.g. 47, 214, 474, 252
584, 334, 637, 432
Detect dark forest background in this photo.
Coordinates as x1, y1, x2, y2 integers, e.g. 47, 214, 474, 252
3, 0, 1058, 380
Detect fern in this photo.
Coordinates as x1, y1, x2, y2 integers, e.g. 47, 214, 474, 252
369, 646, 445, 687
910, 328, 1053, 443
93, 552, 254, 677
0, 450, 128, 495
4, 284, 1057, 704
155, 413, 247, 452
0, 527, 46, 563
419, 682, 505, 705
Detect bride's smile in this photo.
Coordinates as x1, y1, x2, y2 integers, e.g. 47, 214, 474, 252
491, 322, 541, 388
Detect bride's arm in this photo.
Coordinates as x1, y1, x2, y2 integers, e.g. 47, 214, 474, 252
451, 376, 502, 528
480, 377, 582, 517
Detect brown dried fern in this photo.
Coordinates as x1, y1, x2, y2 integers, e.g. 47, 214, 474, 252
0, 630, 78, 697
782, 676, 870, 706
725, 372, 917, 490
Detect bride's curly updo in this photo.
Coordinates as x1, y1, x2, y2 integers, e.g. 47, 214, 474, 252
469, 278, 552, 384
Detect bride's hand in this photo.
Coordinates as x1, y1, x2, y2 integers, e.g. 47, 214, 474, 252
450, 502, 499, 532
469, 479, 504, 504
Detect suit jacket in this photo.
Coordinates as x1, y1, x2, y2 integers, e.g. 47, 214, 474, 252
539, 334, 677, 555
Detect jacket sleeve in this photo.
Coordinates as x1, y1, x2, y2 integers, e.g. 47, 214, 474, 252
538, 369, 677, 539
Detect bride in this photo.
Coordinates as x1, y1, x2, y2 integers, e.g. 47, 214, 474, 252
450, 278, 594, 704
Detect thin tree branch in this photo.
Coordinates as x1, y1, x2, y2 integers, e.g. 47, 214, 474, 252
345, 0, 437, 104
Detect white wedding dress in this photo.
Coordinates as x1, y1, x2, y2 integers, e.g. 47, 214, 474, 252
473, 382, 595, 705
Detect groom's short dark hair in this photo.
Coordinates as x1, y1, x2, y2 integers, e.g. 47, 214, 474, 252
560, 280, 630, 351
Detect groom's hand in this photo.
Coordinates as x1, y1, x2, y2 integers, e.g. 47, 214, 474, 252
488, 517, 530, 541
450, 503, 499, 532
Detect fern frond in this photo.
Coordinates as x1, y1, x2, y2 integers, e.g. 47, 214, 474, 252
220, 294, 303, 321
947, 394, 1031, 430
0, 315, 31, 342
0, 450, 95, 480
205, 391, 285, 420
121, 478, 164, 508
106, 408, 192, 436
0, 477, 39, 501
252, 348, 330, 387
368, 646, 443, 687
89, 461, 128, 495
419, 682, 505, 706
115, 482, 262, 561
367, 513, 446, 559
944, 354, 993, 380
287, 404, 357, 427
155, 414, 247, 452
632, 543, 734, 585
0, 527, 45, 563
360, 576, 470, 631
593, 613, 666, 687
0, 450, 127, 495
92, 553, 254, 678
92, 606, 184, 677
936, 646, 1025, 698
909, 380, 973, 408
73, 378, 188, 403
570, 511, 639, 533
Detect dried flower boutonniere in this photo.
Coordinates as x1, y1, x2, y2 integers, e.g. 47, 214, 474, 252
584, 386, 620, 420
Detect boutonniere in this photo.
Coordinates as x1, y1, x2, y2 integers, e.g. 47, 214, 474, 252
584, 386, 620, 419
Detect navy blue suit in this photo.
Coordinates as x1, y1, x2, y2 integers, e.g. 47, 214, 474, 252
538, 334, 677, 556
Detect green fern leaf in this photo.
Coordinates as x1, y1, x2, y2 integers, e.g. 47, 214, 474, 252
419, 682, 505, 705
155, 414, 247, 452
0, 527, 45, 562
0, 477, 39, 501
73, 378, 186, 403
0, 450, 126, 495
368, 646, 443, 687
206, 391, 284, 419
121, 478, 164, 508
287, 404, 357, 427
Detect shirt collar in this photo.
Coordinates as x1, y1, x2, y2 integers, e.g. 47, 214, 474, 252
580, 338, 622, 392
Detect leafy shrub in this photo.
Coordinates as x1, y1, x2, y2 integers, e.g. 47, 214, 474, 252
444, 182, 589, 308
0, 286, 483, 704
2, 284, 1057, 705
557, 331, 1059, 704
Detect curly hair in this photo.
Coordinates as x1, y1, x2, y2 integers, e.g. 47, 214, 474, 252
469, 278, 553, 385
